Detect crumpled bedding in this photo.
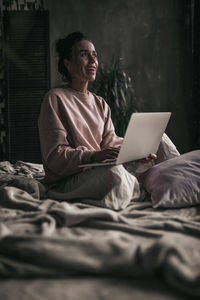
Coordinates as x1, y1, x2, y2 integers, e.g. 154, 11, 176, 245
0, 160, 200, 298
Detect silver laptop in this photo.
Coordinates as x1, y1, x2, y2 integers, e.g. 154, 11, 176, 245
79, 112, 171, 168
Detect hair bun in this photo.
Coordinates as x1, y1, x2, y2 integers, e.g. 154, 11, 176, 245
55, 38, 66, 58
55, 31, 89, 82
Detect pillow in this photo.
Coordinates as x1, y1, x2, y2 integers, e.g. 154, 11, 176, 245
139, 150, 200, 208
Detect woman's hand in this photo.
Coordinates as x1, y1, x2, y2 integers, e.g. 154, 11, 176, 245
91, 148, 157, 164
91, 147, 120, 163
138, 153, 157, 163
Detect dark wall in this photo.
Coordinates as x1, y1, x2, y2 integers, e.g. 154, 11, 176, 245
45, 0, 195, 154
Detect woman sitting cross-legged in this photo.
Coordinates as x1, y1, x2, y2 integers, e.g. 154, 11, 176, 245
38, 31, 179, 210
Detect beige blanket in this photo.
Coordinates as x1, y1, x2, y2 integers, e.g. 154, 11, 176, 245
0, 161, 200, 298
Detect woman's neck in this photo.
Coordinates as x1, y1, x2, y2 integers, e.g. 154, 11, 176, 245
69, 80, 88, 94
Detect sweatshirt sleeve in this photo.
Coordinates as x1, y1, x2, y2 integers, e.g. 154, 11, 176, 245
100, 102, 123, 149
38, 92, 94, 180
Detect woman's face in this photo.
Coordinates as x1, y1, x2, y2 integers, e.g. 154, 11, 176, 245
64, 40, 98, 83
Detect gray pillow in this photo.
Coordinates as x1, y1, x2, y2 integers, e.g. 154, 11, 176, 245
139, 150, 200, 208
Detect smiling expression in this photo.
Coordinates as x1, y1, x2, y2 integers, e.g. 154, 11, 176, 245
64, 40, 98, 84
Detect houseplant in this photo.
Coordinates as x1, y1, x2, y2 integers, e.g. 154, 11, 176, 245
91, 58, 138, 137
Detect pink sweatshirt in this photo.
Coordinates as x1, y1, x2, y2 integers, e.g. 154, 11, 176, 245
38, 86, 123, 183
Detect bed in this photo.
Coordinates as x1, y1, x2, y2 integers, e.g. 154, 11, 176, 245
0, 151, 200, 300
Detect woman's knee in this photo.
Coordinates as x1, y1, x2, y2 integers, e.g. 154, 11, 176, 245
102, 165, 141, 210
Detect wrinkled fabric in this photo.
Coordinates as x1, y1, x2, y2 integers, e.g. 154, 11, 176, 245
48, 165, 141, 210
0, 162, 200, 298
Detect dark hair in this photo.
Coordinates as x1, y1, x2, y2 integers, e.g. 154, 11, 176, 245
55, 31, 88, 82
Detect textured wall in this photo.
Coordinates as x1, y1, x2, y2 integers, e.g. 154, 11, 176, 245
45, 0, 195, 154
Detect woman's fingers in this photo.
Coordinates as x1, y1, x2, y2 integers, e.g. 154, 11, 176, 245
137, 153, 157, 163
92, 147, 120, 163
146, 153, 157, 160
93, 148, 158, 164
107, 147, 120, 154
149, 153, 157, 159
103, 148, 119, 159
